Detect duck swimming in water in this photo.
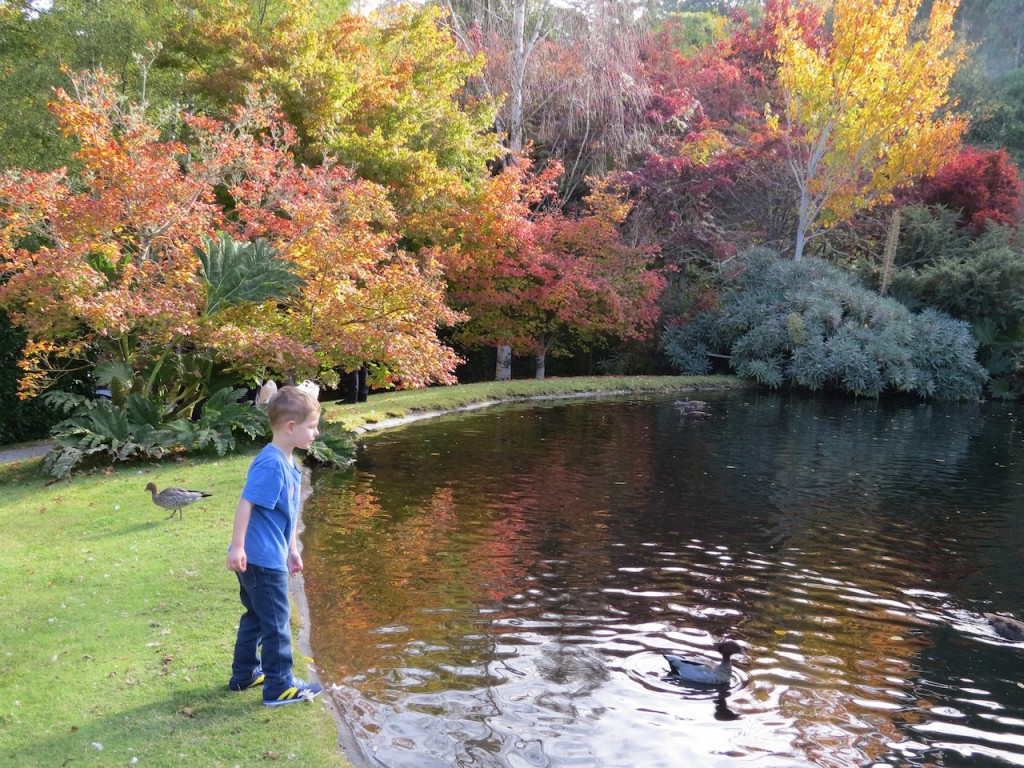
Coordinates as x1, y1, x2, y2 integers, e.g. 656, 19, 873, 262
674, 400, 710, 419
673, 400, 708, 412
663, 640, 743, 685
985, 612, 1024, 641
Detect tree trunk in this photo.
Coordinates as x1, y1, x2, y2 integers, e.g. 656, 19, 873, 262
510, 0, 527, 154
793, 186, 811, 261
535, 348, 546, 379
1015, 3, 1024, 70
496, 0, 531, 381
495, 344, 512, 381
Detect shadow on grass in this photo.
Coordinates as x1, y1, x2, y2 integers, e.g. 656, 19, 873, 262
3, 683, 331, 767
79, 520, 166, 540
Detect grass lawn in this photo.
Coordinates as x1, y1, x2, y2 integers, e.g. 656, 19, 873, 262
0, 451, 349, 768
0, 375, 736, 767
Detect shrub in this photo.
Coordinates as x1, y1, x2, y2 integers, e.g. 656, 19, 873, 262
890, 224, 1024, 398
662, 249, 987, 400
42, 392, 181, 479
893, 203, 973, 270
0, 311, 61, 444
304, 422, 356, 469
40, 385, 355, 478
919, 146, 1022, 235
891, 225, 1024, 334
41, 387, 269, 478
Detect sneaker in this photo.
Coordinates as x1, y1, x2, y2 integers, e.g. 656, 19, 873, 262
263, 678, 323, 707
228, 669, 266, 691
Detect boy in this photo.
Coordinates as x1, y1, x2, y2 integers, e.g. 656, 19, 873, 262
226, 385, 324, 706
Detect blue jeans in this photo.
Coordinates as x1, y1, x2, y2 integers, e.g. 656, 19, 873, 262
231, 564, 293, 693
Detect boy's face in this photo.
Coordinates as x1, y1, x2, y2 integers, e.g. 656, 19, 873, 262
286, 414, 321, 450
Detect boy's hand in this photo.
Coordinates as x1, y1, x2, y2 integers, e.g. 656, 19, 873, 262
288, 550, 303, 574
227, 547, 247, 572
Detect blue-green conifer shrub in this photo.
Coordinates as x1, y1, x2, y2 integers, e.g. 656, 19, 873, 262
662, 250, 986, 400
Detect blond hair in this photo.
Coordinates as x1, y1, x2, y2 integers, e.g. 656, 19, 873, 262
266, 386, 321, 429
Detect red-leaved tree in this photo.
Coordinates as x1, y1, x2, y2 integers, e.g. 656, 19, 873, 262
919, 146, 1023, 235
444, 158, 664, 377
614, 12, 797, 268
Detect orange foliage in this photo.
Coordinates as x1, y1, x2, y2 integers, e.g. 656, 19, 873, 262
0, 71, 461, 396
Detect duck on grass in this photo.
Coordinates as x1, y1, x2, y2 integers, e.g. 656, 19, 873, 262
145, 482, 212, 520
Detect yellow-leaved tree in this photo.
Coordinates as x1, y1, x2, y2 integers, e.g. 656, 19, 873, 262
774, 0, 967, 260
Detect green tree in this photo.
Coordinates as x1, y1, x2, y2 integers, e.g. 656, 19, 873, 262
166, 2, 501, 239
962, 68, 1024, 167
656, 10, 733, 54
890, 219, 1024, 398
0, 0, 181, 170
954, 0, 1024, 75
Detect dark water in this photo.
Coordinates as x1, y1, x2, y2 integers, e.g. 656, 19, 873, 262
301, 392, 1024, 768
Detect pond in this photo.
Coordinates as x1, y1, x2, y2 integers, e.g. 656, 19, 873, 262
300, 391, 1024, 768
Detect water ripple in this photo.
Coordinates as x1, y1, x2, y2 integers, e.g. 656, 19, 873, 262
304, 394, 1024, 768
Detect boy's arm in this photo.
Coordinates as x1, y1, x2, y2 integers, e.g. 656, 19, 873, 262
226, 498, 253, 572
287, 527, 303, 574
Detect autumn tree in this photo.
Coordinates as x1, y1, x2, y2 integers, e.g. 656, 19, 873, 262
164, 1, 501, 244
443, 0, 551, 156
614, 8, 800, 269
445, 0, 662, 199
773, 0, 967, 260
444, 159, 664, 377
445, 0, 677, 379
0, 71, 461, 411
919, 146, 1023, 234
525, 183, 665, 377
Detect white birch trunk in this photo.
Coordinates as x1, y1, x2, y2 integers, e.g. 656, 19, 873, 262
509, 0, 527, 155
494, 0, 532, 381
793, 186, 811, 262
495, 344, 513, 381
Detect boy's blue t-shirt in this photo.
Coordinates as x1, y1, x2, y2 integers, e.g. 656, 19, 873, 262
239, 444, 302, 571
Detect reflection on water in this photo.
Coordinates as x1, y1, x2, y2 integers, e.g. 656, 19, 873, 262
301, 392, 1024, 768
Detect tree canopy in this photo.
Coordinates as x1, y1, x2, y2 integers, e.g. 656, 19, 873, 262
0, 72, 461, 405
773, 0, 967, 260
2, 0, 1024, 450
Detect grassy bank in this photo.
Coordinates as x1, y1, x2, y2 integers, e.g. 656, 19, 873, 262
0, 375, 737, 767
0, 452, 350, 768
322, 374, 737, 432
